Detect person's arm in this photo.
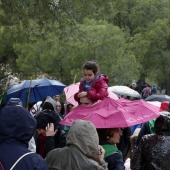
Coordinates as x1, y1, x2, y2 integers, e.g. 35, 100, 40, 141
54, 129, 67, 148
98, 145, 108, 170
45, 123, 58, 156
118, 127, 131, 161
45, 148, 62, 170
106, 153, 125, 170
33, 155, 49, 170
45, 131, 67, 155
74, 92, 80, 102
74, 81, 83, 102
45, 130, 67, 155
136, 122, 150, 146
131, 138, 144, 170
45, 136, 56, 155
87, 80, 108, 101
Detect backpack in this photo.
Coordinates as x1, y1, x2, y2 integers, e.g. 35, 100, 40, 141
0, 152, 34, 170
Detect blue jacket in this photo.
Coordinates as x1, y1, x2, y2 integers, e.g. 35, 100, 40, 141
0, 106, 48, 170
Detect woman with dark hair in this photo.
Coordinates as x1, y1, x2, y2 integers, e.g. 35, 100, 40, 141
97, 128, 125, 170
56, 100, 65, 118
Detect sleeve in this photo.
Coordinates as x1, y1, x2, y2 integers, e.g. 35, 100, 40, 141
131, 138, 144, 170
74, 81, 83, 102
99, 160, 108, 170
54, 130, 67, 148
45, 130, 67, 156
74, 92, 79, 102
136, 122, 150, 146
35, 158, 49, 170
117, 127, 131, 161
45, 136, 56, 156
87, 80, 108, 101
105, 153, 125, 170
46, 149, 62, 170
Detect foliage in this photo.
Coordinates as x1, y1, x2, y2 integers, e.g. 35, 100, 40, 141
0, 0, 169, 93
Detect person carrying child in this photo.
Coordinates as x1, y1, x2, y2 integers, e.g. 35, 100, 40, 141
74, 61, 109, 103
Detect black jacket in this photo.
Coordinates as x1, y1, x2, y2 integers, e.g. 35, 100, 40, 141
132, 112, 170, 170
35, 129, 67, 157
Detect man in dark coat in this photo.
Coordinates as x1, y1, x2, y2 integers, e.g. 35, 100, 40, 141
132, 112, 170, 170
0, 105, 48, 170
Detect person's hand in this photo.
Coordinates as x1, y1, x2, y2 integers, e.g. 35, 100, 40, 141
98, 145, 105, 162
78, 91, 87, 98
46, 123, 58, 136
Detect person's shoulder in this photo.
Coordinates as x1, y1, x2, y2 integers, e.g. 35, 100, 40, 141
106, 152, 124, 167
26, 152, 45, 160
97, 74, 109, 84
46, 147, 66, 163
23, 152, 48, 169
47, 147, 64, 157
100, 74, 109, 79
79, 78, 84, 83
141, 134, 156, 143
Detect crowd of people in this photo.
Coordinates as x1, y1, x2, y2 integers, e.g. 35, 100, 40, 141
0, 60, 170, 170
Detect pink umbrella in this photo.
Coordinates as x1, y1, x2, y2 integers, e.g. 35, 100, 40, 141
64, 83, 119, 106
60, 97, 160, 128
64, 82, 80, 106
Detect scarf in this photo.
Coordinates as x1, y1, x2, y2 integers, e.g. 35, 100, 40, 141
38, 134, 46, 158
102, 144, 122, 160
83, 75, 99, 91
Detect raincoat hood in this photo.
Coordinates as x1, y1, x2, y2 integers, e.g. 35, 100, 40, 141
154, 111, 170, 134
42, 96, 58, 113
81, 74, 109, 85
0, 105, 36, 145
98, 74, 109, 85
66, 119, 99, 160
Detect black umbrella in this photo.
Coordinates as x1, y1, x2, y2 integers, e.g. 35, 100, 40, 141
145, 94, 170, 102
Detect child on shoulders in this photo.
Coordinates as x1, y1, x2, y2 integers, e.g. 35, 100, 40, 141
74, 61, 109, 103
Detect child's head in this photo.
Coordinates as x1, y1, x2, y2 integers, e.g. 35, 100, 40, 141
82, 61, 100, 83
83, 61, 99, 74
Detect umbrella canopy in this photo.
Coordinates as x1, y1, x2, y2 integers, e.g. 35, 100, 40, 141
4, 78, 66, 105
64, 82, 119, 106
109, 85, 141, 98
60, 97, 160, 128
64, 82, 80, 106
145, 94, 170, 102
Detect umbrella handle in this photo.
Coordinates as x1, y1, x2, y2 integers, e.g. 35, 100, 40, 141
73, 74, 77, 84
26, 79, 32, 109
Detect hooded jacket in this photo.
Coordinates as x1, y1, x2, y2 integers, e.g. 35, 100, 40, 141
42, 96, 63, 120
74, 75, 109, 102
46, 120, 108, 170
0, 106, 48, 170
132, 112, 170, 170
35, 109, 67, 158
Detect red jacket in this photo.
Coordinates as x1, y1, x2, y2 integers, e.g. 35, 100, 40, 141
74, 74, 109, 102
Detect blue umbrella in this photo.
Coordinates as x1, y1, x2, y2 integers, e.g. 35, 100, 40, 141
4, 78, 66, 105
